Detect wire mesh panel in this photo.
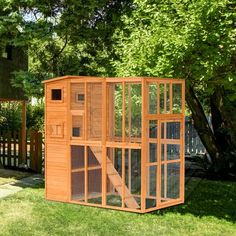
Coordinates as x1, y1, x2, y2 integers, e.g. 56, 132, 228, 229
161, 162, 180, 201
87, 146, 102, 204
172, 84, 182, 113
71, 145, 85, 201
145, 80, 184, 212
71, 83, 85, 110
114, 84, 123, 139
106, 148, 122, 207
124, 149, 141, 209
88, 168, 102, 204
160, 120, 181, 203
125, 84, 142, 141
87, 83, 102, 140
107, 82, 142, 143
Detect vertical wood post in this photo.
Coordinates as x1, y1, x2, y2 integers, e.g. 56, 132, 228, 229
21, 100, 27, 163
181, 81, 185, 201
141, 78, 147, 212
101, 79, 107, 206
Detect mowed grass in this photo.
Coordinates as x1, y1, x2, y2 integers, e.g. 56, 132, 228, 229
0, 169, 31, 185
0, 179, 236, 236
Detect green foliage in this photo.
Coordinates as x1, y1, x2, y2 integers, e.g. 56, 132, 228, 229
111, 0, 236, 178
0, 101, 44, 131
113, 0, 236, 100
0, 102, 21, 130
12, 71, 51, 99
0, 0, 134, 77
26, 102, 44, 132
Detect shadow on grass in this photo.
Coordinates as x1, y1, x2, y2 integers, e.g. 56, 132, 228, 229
9, 175, 44, 189
0, 168, 45, 190
152, 179, 236, 223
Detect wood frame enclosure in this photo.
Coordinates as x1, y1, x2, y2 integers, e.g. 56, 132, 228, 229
43, 76, 185, 213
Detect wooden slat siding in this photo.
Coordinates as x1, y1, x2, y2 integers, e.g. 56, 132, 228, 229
18, 130, 22, 164
4, 131, 6, 165
7, 131, 11, 166
3, 131, 6, 165
29, 130, 34, 170
29, 130, 43, 172
45, 80, 69, 202
13, 131, 17, 167
0, 129, 43, 171
34, 131, 39, 172
2, 131, 5, 165
35, 131, 43, 173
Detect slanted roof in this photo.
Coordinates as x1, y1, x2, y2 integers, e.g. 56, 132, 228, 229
42, 75, 105, 84
43, 75, 184, 84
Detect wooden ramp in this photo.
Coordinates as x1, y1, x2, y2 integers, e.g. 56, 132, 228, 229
90, 147, 139, 209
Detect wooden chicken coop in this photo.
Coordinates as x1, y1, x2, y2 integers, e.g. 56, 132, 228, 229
43, 76, 185, 213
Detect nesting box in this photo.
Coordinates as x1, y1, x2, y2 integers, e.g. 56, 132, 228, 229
43, 76, 185, 213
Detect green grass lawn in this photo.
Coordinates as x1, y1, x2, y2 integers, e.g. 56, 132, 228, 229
0, 179, 236, 236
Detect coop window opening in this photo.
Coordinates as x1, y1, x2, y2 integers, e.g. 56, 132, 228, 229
76, 93, 85, 102
51, 89, 62, 100
72, 115, 84, 138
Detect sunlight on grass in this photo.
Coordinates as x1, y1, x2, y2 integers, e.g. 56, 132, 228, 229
0, 180, 236, 236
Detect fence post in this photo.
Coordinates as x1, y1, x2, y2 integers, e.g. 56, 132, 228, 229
29, 130, 43, 173
21, 101, 27, 164
36, 132, 43, 173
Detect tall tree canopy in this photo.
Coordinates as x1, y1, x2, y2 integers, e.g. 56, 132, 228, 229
112, 0, 236, 178
0, 0, 133, 98
1, 0, 133, 75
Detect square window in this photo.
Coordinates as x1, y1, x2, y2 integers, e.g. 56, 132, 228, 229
51, 89, 62, 100
72, 127, 80, 137
77, 94, 85, 102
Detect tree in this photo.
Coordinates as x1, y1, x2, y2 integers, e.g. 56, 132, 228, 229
0, 0, 133, 98
112, 0, 236, 178
1, 0, 133, 75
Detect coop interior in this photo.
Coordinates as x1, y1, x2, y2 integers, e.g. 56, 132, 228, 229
69, 79, 184, 212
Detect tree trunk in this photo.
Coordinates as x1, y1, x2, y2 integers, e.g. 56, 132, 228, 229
185, 83, 221, 164
210, 86, 236, 152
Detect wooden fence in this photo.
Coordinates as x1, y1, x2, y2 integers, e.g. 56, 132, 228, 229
0, 130, 43, 172
185, 117, 206, 155
0, 118, 206, 172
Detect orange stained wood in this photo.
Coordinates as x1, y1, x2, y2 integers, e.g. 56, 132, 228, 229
43, 76, 185, 213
